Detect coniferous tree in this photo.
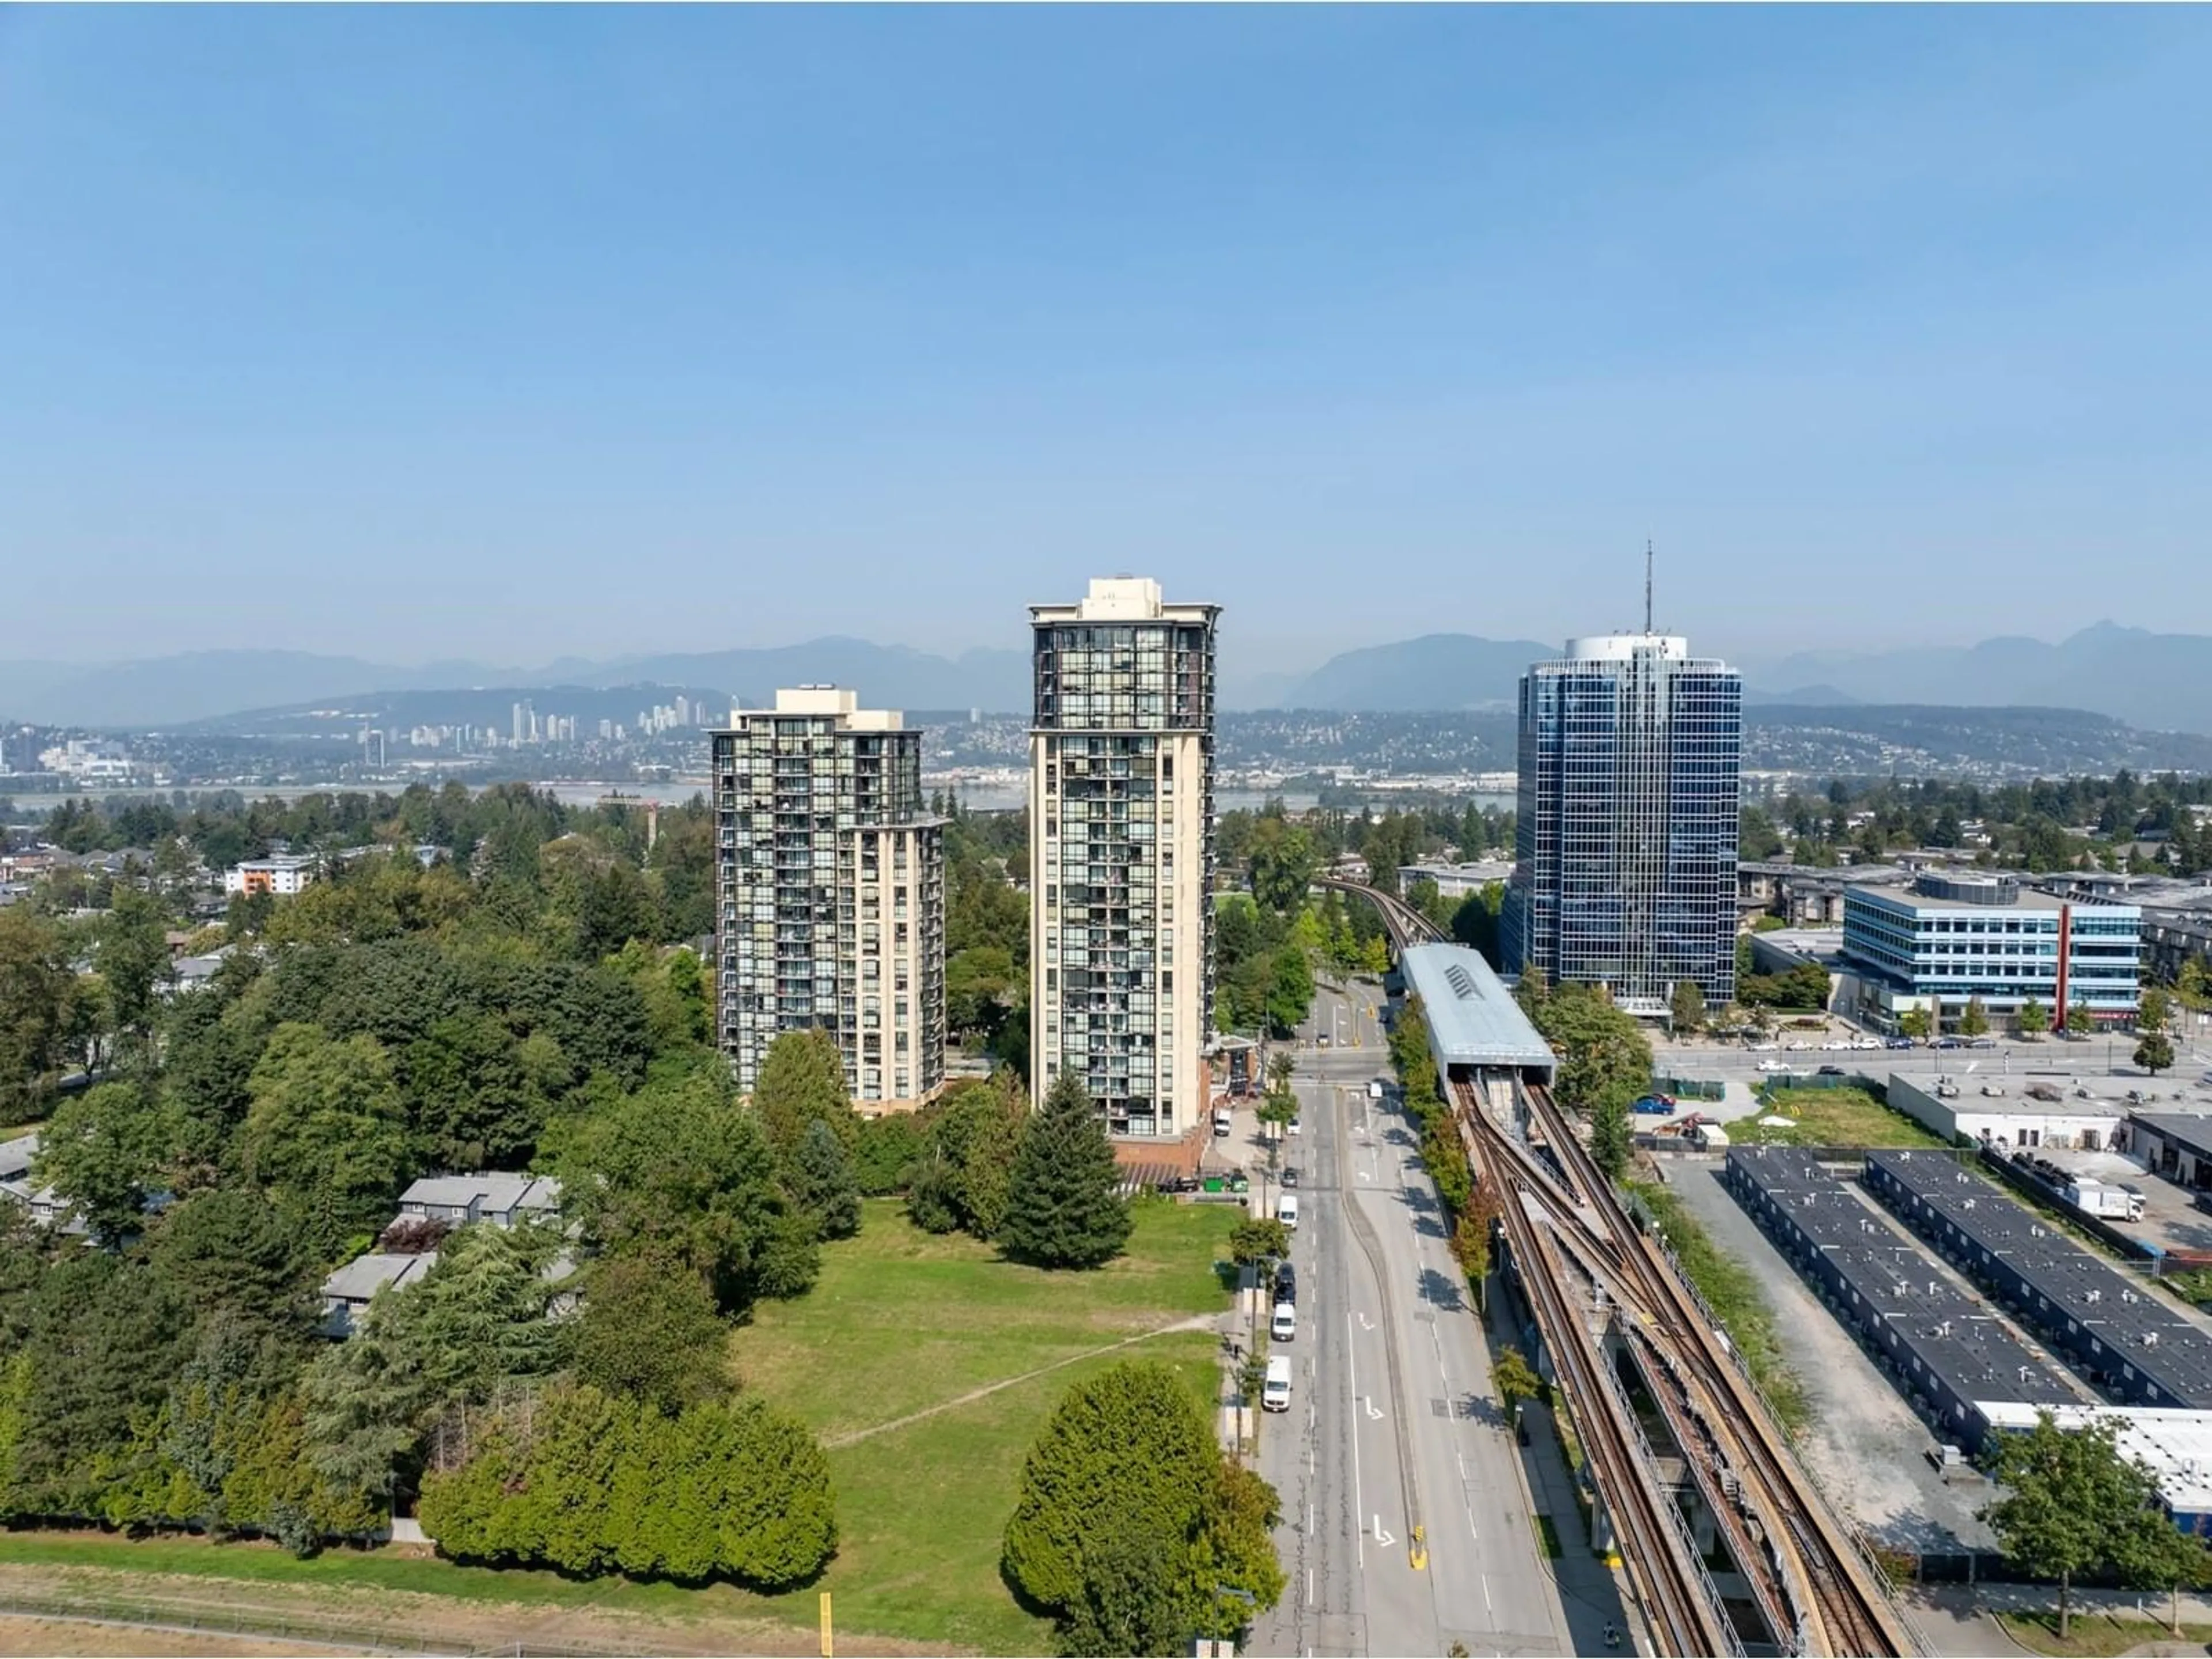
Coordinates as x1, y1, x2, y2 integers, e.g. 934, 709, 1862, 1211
789, 1118, 862, 1241
1003, 1361, 1283, 1652
999, 1072, 1131, 1270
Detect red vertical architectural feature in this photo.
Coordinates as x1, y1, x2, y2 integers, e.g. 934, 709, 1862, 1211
2055, 902, 2073, 1021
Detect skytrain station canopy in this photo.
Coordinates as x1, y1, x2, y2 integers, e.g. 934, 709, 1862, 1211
1400, 942, 1556, 1081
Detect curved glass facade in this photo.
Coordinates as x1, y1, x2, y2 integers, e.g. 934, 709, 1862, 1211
1501, 635, 1741, 1014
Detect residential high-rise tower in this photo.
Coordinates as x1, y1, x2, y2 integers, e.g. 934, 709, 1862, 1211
711, 687, 946, 1111
1499, 631, 1742, 1014
1029, 578, 1219, 1136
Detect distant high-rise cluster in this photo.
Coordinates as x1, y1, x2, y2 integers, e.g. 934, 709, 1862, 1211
1028, 577, 1219, 1138
1501, 631, 1743, 1014
638, 698, 709, 737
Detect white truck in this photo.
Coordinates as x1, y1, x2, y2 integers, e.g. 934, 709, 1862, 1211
2066, 1179, 2146, 1222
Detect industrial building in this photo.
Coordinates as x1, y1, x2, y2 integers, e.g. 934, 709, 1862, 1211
1499, 630, 1741, 1017
1724, 1145, 2076, 1452
1977, 1403, 2212, 1535
1885, 1073, 2126, 1154
1865, 1150, 2212, 1409
1839, 873, 2141, 1031
1399, 942, 1556, 1084
2124, 1113, 2212, 1192
1028, 577, 1219, 1137
710, 687, 948, 1112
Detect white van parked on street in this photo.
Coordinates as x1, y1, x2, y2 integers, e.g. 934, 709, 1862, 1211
1262, 1354, 1292, 1412
1275, 1192, 1299, 1230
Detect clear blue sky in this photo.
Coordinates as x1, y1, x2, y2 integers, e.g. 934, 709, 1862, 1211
4, 6, 2209, 674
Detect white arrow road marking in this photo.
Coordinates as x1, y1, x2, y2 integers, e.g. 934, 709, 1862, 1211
1372, 1517, 1396, 1547
1365, 1397, 1384, 1421
1358, 1313, 1376, 1331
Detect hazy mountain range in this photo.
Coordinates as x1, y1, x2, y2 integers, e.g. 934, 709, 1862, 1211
3, 619, 2209, 735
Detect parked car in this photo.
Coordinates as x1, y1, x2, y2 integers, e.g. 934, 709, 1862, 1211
1274, 1262, 1297, 1302
1757, 1059, 1788, 1073
1936, 1037, 1963, 1050
1633, 1095, 1675, 1115
1885, 1037, 1916, 1050
1263, 1355, 1293, 1412
1817, 1065, 1846, 1076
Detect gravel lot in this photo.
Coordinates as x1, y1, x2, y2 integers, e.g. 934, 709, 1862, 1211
1651, 1156, 2001, 1554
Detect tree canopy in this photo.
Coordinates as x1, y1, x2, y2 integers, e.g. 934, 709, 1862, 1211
999, 1073, 1131, 1270
1003, 1361, 1284, 1653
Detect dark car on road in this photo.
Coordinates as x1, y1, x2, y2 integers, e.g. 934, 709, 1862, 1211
1817, 1064, 1845, 1075
1274, 1262, 1297, 1303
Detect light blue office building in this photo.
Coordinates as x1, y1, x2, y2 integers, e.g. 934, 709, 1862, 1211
1839, 873, 2141, 1029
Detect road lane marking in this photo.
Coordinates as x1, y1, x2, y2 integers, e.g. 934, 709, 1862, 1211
1364, 1397, 1384, 1421
1358, 1312, 1376, 1331
1373, 1517, 1396, 1547
1347, 1312, 1365, 1569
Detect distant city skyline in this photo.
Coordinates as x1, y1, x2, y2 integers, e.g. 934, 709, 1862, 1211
5, 8, 2210, 659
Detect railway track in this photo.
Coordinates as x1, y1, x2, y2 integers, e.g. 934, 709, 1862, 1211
1329, 875, 1919, 1657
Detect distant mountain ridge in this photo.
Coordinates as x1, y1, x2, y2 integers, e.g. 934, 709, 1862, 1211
1273, 632, 1558, 711
8, 618, 2212, 735
1748, 622, 2212, 734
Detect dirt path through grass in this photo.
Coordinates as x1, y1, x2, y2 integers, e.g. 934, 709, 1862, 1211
821, 1313, 1217, 1449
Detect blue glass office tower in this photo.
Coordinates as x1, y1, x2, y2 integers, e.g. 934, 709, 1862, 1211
1501, 634, 1742, 1014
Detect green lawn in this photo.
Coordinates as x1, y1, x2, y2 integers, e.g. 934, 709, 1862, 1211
1998, 1609, 2212, 1656
1732, 1086, 1948, 1150
0, 1197, 1239, 1657
735, 1196, 1237, 1442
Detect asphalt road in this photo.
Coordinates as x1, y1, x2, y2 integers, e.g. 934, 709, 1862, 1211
1248, 980, 1583, 1659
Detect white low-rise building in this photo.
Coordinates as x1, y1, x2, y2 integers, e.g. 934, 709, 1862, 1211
224, 855, 320, 897
1887, 1072, 2125, 1152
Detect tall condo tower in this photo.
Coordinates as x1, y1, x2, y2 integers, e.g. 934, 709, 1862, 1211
711, 687, 946, 1111
1499, 626, 1742, 1015
1029, 578, 1219, 1136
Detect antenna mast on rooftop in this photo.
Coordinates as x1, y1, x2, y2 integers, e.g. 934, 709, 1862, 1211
1644, 539, 1654, 634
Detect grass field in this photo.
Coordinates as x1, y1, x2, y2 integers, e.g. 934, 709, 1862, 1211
1998, 1609, 2212, 1656
1731, 1086, 1949, 1150
0, 1197, 1239, 1657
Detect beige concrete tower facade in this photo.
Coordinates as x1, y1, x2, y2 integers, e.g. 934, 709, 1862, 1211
711, 687, 946, 1112
1029, 578, 1218, 1137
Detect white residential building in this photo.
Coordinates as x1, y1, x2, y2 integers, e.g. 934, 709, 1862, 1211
1029, 577, 1219, 1137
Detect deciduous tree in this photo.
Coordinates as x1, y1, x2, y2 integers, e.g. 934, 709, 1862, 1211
571, 1254, 730, 1416
1669, 980, 1706, 1035
1960, 996, 1991, 1039
34, 1081, 173, 1241
2016, 998, 2051, 1039
752, 1030, 857, 1161
237, 1024, 410, 1257
1982, 1411, 2183, 1639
